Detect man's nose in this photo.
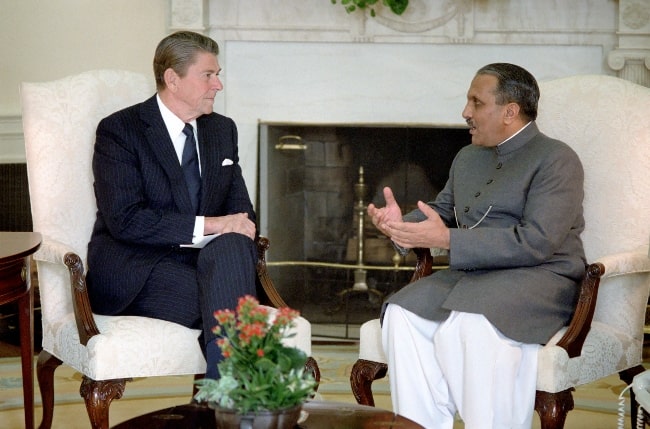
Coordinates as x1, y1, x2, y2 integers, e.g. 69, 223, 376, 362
212, 76, 223, 91
461, 104, 471, 120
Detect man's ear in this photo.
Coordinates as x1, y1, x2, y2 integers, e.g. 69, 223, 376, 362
504, 103, 520, 123
163, 68, 178, 91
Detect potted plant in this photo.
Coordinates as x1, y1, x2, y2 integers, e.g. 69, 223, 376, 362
194, 295, 317, 429
331, 0, 409, 16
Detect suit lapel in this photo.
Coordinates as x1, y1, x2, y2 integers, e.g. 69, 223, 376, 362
139, 96, 195, 213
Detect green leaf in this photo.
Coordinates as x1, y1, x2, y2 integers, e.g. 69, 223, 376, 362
385, 0, 408, 15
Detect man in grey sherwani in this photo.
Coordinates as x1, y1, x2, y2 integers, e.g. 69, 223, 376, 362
368, 63, 585, 429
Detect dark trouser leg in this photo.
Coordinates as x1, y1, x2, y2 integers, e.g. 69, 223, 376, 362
197, 233, 258, 378
120, 251, 201, 327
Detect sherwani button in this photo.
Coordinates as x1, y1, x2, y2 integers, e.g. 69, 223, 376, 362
496, 162, 503, 169
475, 192, 481, 197
464, 206, 470, 212
487, 179, 494, 184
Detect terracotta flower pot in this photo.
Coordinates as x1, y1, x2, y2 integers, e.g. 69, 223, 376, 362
213, 404, 303, 429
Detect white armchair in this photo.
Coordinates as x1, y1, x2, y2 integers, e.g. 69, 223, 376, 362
350, 74, 650, 429
21, 70, 318, 429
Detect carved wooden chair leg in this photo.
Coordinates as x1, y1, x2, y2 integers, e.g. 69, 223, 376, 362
305, 356, 321, 392
80, 377, 129, 429
350, 359, 388, 407
619, 364, 646, 429
36, 351, 62, 429
534, 389, 574, 429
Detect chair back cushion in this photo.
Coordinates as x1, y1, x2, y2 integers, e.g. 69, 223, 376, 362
21, 70, 153, 261
536, 75, 650, 392
537, 75, 650, 262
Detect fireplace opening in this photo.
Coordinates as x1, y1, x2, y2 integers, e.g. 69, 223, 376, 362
258, 123, 469, 338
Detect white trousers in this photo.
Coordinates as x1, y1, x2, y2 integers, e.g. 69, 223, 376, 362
382, 304, 540, 429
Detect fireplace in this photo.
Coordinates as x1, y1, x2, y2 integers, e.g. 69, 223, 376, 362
258, 123, 469, 337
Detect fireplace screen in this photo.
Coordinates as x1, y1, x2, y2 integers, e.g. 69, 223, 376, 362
258, 123, 469, 338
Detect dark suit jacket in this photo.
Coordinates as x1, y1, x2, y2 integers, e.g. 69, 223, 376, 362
386, 123, 586, 344
87, 95, 255, 315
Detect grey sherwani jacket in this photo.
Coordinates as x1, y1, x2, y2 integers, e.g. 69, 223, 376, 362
86, 95, 255, 315
385, 122, 586, 345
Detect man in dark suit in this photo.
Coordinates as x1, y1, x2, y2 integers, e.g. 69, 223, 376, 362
368, 63, 586, 428
86, 31, 257, 379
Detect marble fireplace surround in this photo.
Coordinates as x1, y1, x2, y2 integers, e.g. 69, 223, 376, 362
167, 0, 650, 237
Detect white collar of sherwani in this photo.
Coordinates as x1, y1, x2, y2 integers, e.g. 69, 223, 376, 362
494, 121, 536, 156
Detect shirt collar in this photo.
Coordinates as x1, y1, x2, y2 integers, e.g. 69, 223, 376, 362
156, 94, 197, 138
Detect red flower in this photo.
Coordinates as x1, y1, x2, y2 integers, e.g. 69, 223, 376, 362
273, 307, 300, 328
214, 309, 235, 325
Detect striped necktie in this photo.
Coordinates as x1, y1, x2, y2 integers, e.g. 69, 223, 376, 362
181, 123, 201, 213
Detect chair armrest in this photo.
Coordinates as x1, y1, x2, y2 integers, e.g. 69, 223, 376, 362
597, 250, 650, 279
37, 235, 293, 346
255, 236, 289, 308
33, 236, 77, 265
63, 253, 101, 346
554, 262, 604, 358
409, 246, 609, 359
33, 236, 102, 345
410, 247, 434, 282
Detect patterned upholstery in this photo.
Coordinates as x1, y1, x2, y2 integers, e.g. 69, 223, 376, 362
356, 75, 650, 397
21, 70, 312, 382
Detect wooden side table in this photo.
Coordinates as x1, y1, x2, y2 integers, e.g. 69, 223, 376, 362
0, 231, 42, 429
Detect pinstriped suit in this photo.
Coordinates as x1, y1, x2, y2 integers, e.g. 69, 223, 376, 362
87, 95, 257, 362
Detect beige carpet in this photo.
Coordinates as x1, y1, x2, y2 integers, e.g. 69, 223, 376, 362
0, 343, 643, 428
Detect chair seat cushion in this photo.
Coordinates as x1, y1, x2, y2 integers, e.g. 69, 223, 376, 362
42, 306, 312, 381
537, 320, 641, 393
358, 319, 386, 363
42, 314, 207, 380
357, 318, 642, 394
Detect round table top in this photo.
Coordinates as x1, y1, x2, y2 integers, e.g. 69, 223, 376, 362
0, 231, 42, 262
112, 400, 424, 429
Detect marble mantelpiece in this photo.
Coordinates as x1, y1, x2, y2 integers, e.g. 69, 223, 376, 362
168, 0, 640, 201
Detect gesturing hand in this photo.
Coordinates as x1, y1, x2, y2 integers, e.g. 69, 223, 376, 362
383, 200, 450, 250
367, 187, 403, 238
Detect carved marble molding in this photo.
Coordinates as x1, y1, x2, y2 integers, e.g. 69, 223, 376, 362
347, 0, 474, 42
608, 0, 650, 87
169, 0, 208, 33
169, 0, 614, 45
166, 0, 650, 87
608, 49, 650, 87
620, 0, 650, 31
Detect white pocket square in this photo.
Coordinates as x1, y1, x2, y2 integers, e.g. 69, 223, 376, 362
221, 158, 234, 166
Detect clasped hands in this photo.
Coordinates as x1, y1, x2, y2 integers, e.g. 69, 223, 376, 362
367, 187, 450, 250
204, 213, 256, 240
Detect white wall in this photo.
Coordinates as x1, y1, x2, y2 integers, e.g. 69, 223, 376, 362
0, 0, 167, 162
0, 0, 167, 116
